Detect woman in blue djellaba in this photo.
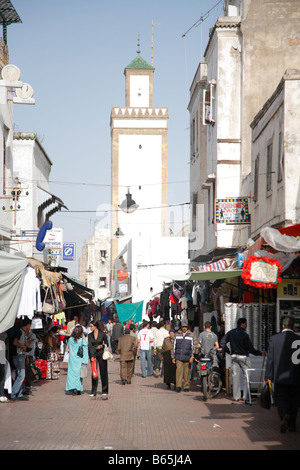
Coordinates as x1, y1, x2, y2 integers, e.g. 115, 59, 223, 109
65, 325, 88, 395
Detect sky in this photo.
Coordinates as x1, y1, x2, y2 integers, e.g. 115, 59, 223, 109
8, 0, 224, 277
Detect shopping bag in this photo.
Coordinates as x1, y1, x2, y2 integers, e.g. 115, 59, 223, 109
260, 381, 272, 409
42, 286, 56, 314
77, 339, 84, 358
103, 345, 113, 361
80, 364, 88, 378
91, 358, 98, 379
63, 350, 69, 363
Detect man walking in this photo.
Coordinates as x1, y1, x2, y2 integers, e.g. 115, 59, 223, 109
223, 317, 265, 402
265, 316, 300, 433
153, 321, 169, 377
172, 319, 194, 392
111, 319, 123, 354
197, 321, 219, 356
117, 328, 137, 385
138, 321, 154, 377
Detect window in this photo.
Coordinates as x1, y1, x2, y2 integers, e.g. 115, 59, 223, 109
99, 277, 107, 288
277, 131, 283, 182
207, 187, 211, 225
203, 80, 216, 125
266, 143, 273, 192
192, 192, 198, 232
191, 117, 196, 156
253, 155, 259, 202
196, 111, 199, 152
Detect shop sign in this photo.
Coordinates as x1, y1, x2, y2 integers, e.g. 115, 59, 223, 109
215, 198, 249, 224
242, 255, 282, 289
117, 269, 128, 281
43, 228, 63, 249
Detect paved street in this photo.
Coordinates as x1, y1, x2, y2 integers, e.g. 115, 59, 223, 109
0, 356, 299, 453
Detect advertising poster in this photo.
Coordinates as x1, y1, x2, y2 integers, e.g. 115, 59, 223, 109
215, 198, 249, 223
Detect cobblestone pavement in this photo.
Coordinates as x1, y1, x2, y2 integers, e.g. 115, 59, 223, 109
0, 356, 299, 453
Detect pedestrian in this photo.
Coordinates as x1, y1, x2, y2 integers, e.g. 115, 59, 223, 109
66, 315, 78, 336
149, 321, 158, 369
10, 318, 33, 401
153, 320, 169, 377
172, 319, 194, 392
24, 330, 38, 394
223, 317, 265, 402
197, 321, 219, 356
0, 331, 9, 402
117, 328, 137, 384
129, 323, 138, 375
161, 328, 176, 389
43, 326, 58, 354
65, 325, 88, 396
105, 319, 113, 348
111, 319, 123, 354
265, 315, 300, 433
138, 320, 154, 377
88, 320, 109, 400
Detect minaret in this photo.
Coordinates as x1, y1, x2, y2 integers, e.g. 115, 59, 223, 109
110, 40, 169, 282
124, 35, 154, 108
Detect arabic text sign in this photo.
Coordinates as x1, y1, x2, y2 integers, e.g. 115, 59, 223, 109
250, 260, 279, 284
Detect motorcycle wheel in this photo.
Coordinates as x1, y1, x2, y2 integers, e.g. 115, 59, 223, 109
202, 375, 208, 401
208, 372, 222, 398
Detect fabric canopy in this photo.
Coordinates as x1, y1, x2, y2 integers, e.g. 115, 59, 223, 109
0, 251, 28, 333
189, 269, 242, 281
158, 269, 242, 282
115, 301, 143, 324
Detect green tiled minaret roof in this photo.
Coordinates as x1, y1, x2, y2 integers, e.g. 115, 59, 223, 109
125, 55, 154, 71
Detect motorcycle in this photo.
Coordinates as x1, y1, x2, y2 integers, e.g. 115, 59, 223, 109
195, 348, 222, 401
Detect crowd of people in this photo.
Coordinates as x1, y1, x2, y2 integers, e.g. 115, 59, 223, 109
1, 312, 299, 435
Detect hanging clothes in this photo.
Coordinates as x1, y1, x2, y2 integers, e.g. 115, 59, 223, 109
192, 284, 198, 306
210, 286, 224, 314
17, 266, 42, 319
179, 295, 188, 310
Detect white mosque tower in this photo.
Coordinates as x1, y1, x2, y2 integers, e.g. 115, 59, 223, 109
110, 39, 188, 306
110, 38, 169, 291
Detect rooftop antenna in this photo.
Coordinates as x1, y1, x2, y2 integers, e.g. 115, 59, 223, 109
182, 0, 223, 59
151, 19, 160, 66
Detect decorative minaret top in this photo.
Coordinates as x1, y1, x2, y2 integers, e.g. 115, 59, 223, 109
124, 38, 155, 107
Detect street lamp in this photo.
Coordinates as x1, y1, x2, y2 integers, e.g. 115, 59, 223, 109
119, 188, 139, 213
114, 227, 124, 237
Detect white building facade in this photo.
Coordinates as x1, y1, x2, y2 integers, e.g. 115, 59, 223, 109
9, 133, 67, 261
250, 69, 300, 237
78, 224, 111, 301
189, 0, 300, 266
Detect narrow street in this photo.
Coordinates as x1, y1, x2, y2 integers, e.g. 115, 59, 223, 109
0, 357, 299, 453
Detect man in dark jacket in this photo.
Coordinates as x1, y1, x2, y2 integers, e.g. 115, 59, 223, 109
265, 316, 300, 433
223, 317, 264, 402
111, 319, 123, 354
172, 320, 194, 392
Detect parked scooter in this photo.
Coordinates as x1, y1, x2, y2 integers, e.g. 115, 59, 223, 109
195, 348, 222, 401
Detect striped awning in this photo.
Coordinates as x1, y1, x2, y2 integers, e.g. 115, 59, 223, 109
0, 0, 22, 25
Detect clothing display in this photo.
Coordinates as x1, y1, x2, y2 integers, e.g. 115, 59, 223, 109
224, 302, 276, 352
17, 267, 42, 319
